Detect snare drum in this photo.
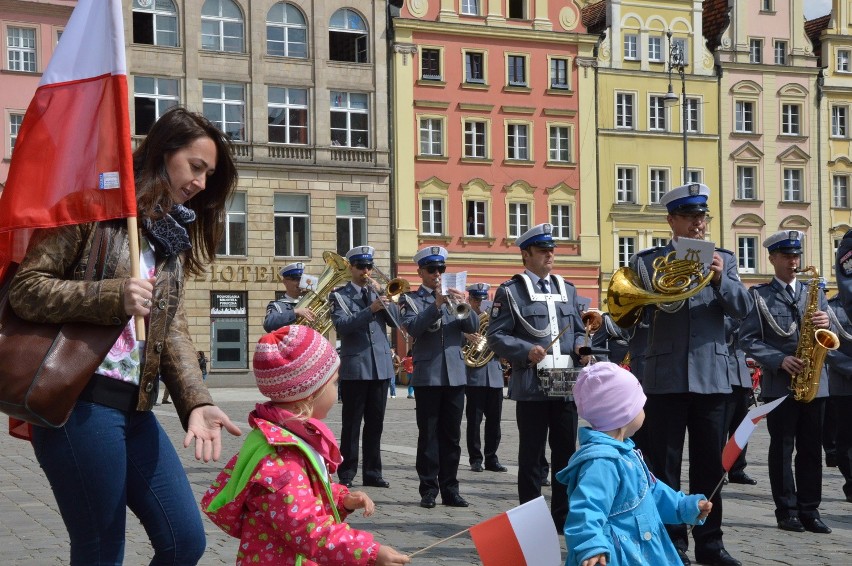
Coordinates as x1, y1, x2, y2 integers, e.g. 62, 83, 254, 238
538, 368, 582, 397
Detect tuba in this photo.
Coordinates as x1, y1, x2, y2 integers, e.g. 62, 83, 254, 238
606, 251, 714, 328
463, 312, 495, 368
790, 267, 840, 402
294, 251, 351, 335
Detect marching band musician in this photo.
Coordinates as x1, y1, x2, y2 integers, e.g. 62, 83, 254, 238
463, 283, 507, 474
329, 246, 399, 489
629, 183, 750, 566
262, 262, 315, 332
825, 294, 852, 504
722, 316, 757, 486
836, 228, 852, 318
399, 246, 478, 509
739, 230, 833, 535
590, 311, 630, 364
486, 223, 587, 530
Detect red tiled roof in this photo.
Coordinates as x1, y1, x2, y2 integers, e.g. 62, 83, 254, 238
805, 13, 831, 60
581, 0, 607, 35
702, 0, 730, 52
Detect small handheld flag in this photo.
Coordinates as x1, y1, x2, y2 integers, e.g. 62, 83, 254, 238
722, 395, 787, 471
470, 496, 561, 566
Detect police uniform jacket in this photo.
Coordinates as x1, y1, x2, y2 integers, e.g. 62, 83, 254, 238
465, 355, 504, 388
590, 313, 630, 364
739, 279, 829, 399
725, 317, 751, 388
629, 244, 752, 394
263, 296, 297, 332
487, 274, 585, 401
330, 282, 399, 381
400, 286, 478, 387
826, 296, 852, 396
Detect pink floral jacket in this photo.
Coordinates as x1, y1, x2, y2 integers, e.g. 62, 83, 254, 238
202, 409, 380, 566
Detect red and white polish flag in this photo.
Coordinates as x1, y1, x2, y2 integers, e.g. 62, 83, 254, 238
0, 0, 136, 273
470, 496, 562, 566
722, 395, 787, 471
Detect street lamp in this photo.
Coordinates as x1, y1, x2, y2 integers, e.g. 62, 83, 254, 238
665, 30, 688, 184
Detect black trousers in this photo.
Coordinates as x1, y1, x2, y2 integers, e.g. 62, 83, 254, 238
723, 385, 753, 475
824, 397, 838, 464
832, 395, 852, 498
465, 386, 504, 467
643, 393, 727, 555
764, 396, 825, 521
516, 400, 577, 530
414, 385, 465, 499
338, 379, 389, 484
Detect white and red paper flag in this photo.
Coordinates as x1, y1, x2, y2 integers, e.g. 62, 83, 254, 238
722, 395, 787, 471
0, 0, 136, 276
469, 496, 561, 566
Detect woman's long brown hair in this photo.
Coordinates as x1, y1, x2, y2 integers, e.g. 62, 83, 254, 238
133, 107, 237, 276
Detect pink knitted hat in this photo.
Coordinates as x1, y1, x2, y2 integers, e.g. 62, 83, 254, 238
573, 362, 647, 432
253, 325, 340, 402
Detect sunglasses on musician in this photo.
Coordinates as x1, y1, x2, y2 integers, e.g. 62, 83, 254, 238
425, 265, 446, 274
354, 263, 374, 270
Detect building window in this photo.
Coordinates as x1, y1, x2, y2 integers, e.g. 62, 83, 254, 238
616, 93, 634, 129
749, 39, 762, 63
838, 50, 850, 72
202, 82, 245, 141
508, 202, 530, 238
464, 121, 487, 158
461, 0, 479, 16
329, 8, 368, 63
736, 166, 756, 199
672, 37, 688, 62
550, 58, 569, 89
761, 0, 773, 11
551, 204, 571, 239
465, 51, 485, 83
466, 201, 487, 237
834, 176, 849, 208
507, 0, 526, 19
649, 168, 668, 204
735, 101, 754, 133
508, 55, 527, 87
774, 40, 787, 65
618, 237, 635, 268
336, 196, 366, 255
782, 169, 802, 202
548, 126, 570, 162
651, 237, 668, 248
781, 104, 800, 135
648, 36, 662, 62
216, 192, 247, 256
832, 106, 847, 137
7, 27, 36, 72
507, 123, 529, 160
268, 86, 308, 144
330, 91, 369, 148
421, 48, 441, 80
624, 34, 638, 60
274, 194, 309, 257
738, 236, 757, 273
616, 167, 636, 203
266, 2, 307, 58
649, 96, 666, 131
9, 113, 23, 156
686, 170, 702, 184
132, 0, 178, 47
419, 118, 443, 156
421, 199, 444, 235
134, 76, 179, 136
201, 0, 244, 53
684, 98, 700, 132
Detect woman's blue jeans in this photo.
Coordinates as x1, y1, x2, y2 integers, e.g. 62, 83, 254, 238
31, 401, 206, 565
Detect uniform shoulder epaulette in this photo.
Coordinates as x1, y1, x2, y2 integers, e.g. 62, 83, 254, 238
332, 285, 347, 293
750, 282, 769, 290
502, 276, 520, 287
636, 246, 662, 257
716, 247, 734, 256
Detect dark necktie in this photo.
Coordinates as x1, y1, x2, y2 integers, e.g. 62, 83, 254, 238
362, 287, 370, 306
539, 279, 550, 294
786, 284, 796, 302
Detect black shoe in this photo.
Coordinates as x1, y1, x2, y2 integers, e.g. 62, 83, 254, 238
777, 516, 805, 532
801, 517, 832, 534
845, 495, 852, 503
695, 548, 741, 566
340, 479, 353, 489
676, 548, 691, 566
442, 493, 470, 507
727, 472, 757, 485
419, 494, 436, 509
485, 462, 508, 472
364, 478, 390, 488
470, 463, 484, 472
826, 454, 838, 468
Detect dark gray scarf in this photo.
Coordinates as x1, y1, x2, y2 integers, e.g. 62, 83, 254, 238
143, 204, 195, 257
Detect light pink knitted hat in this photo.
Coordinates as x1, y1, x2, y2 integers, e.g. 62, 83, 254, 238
573, 362, 647, 432
253, 325, 340, 402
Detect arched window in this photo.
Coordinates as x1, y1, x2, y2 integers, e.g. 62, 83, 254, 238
329, 9, 368, 63
201, 0, 244, 53
267, 2, 307, 58
132, 0, 178, 47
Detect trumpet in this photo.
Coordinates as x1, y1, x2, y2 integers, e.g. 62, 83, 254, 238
367, 266, 411, 336
445, 293, 472, 319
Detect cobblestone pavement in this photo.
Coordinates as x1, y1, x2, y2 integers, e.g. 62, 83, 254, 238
1, 387, 851, 565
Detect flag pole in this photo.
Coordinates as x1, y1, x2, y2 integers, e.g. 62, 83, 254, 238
408, 527, 471, 558
127, 217, 145, 341
687, 474, 727, 535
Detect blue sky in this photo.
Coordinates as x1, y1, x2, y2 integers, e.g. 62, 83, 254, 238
804, 0, 832, 19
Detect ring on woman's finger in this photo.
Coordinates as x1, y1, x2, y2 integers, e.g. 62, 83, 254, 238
142, 298, 151, 308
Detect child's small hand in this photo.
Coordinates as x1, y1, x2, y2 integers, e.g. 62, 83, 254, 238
343, 491, 375, 516
376, 545, 411, 565
697, 499, 713, 520
581, 553, 607, 566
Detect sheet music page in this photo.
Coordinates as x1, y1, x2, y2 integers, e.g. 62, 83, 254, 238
673, 237, 715, 267
441, 271, 468, 295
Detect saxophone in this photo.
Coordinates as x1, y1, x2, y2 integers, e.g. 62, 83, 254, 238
790, 266, 840, 402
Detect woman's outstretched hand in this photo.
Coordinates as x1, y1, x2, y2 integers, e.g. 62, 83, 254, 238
185, 405, 242, 462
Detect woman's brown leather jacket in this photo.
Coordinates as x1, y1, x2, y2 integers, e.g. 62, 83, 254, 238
8, 220, 213, 430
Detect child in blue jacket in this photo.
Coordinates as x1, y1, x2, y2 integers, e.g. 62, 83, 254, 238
557, 362, 712, 566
